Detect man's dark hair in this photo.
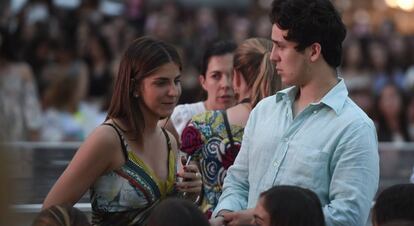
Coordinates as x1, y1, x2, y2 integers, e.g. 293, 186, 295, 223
199, 39, 237, 76
269, 0, 346, 68
372, 184, 414, 226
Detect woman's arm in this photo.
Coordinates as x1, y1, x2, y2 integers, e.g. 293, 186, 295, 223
43, 126, 121, 209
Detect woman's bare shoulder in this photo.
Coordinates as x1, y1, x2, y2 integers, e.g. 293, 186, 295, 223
79, 124, 123, 159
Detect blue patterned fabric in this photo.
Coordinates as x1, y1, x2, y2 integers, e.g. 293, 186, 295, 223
181, 111, 244, 217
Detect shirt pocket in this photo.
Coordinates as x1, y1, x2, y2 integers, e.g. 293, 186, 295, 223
283, 142, 330, 192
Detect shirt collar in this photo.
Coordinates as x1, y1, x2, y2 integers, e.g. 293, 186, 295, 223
275, 78, 348, 115
275, 86, 297, 103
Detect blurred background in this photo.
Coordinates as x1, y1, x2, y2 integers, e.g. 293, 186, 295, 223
1, 0, 414, 225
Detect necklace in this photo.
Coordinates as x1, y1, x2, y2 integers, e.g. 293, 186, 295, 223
238, 98, 251, 104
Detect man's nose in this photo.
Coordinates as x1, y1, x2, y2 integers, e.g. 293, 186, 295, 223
270, 47, 280, 62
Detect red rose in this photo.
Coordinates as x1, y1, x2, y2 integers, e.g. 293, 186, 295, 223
205, 210, 212, 219
181, 126, 203, 155
221, 143, 240, 169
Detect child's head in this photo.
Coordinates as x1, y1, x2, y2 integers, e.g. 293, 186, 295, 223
254, 185, 325, 226
147, 198, 209, 226
32, 205, 90, 226
372, 184, 414, 226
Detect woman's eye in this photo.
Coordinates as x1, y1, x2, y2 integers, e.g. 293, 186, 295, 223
155, 81, 168, 86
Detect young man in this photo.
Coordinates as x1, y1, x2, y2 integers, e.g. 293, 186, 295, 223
210, 0, 379, 225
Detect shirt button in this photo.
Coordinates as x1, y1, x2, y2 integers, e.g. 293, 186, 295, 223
273, 161, 278, 167
313, 110, 318, 114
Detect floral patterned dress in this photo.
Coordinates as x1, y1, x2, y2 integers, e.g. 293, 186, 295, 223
181, 110, 244, 217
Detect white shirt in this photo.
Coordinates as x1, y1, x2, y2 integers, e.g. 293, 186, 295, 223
170, 101, 206, 136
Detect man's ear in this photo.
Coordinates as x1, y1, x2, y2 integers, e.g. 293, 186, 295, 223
199, 75, 207, 90
309, 42, 322, 62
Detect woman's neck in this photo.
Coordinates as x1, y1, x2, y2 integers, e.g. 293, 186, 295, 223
112, 117, 159, 137
203, 99, 214, 111
238, 92, 251, 104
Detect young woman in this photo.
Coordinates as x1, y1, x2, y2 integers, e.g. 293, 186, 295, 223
181, 38, 281, 217
43, 37, 202, 225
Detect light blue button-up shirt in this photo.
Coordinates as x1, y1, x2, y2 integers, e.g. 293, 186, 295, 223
213, 79, 379, 226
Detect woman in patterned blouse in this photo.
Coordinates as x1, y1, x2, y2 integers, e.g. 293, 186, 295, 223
181, 38, 281, 218
43, 37, 202, 226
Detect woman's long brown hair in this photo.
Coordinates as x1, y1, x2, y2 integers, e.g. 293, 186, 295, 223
107, 37, 182, 144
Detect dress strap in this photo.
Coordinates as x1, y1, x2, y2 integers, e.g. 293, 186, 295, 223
238, 98, 251, 104
161, 128, 173, 173
102, 123, 128, 161
161, 128, 172, 151
221, 110, 235, 148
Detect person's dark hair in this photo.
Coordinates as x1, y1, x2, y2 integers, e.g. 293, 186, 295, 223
0, 27, 17, 61
32, 205, 90, 226
372, 184, 414, 226
234, 38, 281, 107
260, 185, 326, 226
147, 198, 209, 226
85, 29, 113, 63
269, 0, 346, 68
377, 221, 414, 226
374, 82, 410, 142
107, 36, 182, 144
42, 63, 84, 112
199, 39, 237, 76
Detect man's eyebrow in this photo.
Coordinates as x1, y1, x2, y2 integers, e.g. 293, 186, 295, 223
272, 39, 283, 45
208, 70, 222, 74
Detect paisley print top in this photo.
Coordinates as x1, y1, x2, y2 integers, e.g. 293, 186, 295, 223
90, 123, 177, 226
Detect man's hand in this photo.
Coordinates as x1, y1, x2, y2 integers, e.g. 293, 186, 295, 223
209, 215, 226, 226
221, 209, 255, 226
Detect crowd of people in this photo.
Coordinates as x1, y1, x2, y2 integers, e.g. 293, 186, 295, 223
1, 0, 414, 225
1, 0, 414, 143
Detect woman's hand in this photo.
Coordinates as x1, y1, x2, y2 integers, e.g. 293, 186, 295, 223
176, 162, 202, 193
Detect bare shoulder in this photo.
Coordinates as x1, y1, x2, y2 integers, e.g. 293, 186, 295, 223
226, 104, 250, 127
78, 125, 122, 162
